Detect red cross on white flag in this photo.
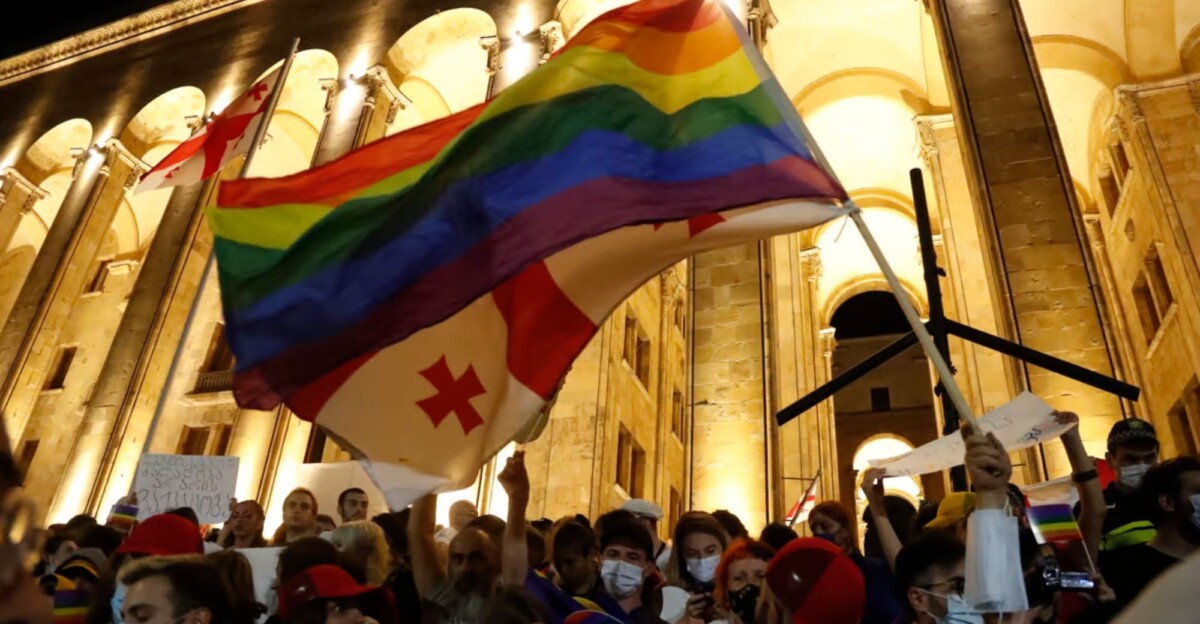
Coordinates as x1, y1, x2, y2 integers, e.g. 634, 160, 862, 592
137, 68, 282, 193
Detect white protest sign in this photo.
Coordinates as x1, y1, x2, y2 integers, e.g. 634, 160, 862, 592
133, 454, 239, 523
1021, 475, 1080, 507
291, 461, 390, 524
240, 546, 282, 620
870, 392, 1070, 476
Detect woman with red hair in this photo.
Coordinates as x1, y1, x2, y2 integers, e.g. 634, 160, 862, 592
712, 539, 774, 624
809, 499, 904, 624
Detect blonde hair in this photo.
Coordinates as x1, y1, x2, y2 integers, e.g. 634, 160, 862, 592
330, 520, 391, 585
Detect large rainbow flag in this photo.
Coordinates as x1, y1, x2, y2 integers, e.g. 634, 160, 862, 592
210, 0, 847, 501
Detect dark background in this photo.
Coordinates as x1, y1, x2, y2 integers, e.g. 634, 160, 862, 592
3, 1, 177, 59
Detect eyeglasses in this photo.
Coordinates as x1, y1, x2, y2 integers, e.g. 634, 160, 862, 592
920, 576, 966, 595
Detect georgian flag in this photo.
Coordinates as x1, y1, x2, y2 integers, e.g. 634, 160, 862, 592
136, 68, 281, 193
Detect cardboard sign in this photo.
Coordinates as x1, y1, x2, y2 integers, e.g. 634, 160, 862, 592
870, 392, 1071, 476
290, 461, 390, 524
133, 454, 239, 523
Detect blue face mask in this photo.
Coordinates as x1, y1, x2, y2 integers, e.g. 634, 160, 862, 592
111, 582, 126, 624
813, 532, 838, 544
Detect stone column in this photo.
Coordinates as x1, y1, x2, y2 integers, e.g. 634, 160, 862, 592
0, 141, 144, 445
927, 0, 1121, 477
816, 325, 838, 501
1081, 213, 1142, 418
0, 169, 44, 255
311, 66, 404, 167
63, 175, 216, 515
691, 243, 770, 533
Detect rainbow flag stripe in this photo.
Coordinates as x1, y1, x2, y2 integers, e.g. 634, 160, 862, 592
211, 0, 845, 410
1027, 503, 1083, 544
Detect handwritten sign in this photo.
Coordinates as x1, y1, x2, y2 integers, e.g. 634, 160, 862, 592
133, 454, 239, 523
870, 392, 1070, 476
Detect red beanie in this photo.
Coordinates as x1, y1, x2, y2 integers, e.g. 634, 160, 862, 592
115, 514, 203, 556
765, 537, 865, 624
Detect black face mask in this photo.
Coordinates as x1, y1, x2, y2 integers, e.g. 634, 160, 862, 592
729, 583, 761, 623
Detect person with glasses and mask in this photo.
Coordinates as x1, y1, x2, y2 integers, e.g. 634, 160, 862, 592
895, 531, 975, 624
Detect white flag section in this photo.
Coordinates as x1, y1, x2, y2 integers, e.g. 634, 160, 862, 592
137, 67, 282, 193
869, 392, 1069, 476
291, 200, 845, 509
1021, 475, 1080, 507
132, 454, 239, 523
290, 461, 390, 521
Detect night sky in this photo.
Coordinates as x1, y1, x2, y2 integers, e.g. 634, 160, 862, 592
2, 1, 177, 60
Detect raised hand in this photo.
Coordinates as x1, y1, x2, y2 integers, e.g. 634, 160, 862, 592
498, 450, 529, 500
860, 467, 887, 512
961, 424, 1012, 495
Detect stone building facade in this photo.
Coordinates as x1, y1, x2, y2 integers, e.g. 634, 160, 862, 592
2, 0, 1200, 537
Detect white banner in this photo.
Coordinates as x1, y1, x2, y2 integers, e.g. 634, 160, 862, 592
870, 392, 1070, 476
133, 454, 239, 523
291, 461, 390, 524
240, 546, 282, 621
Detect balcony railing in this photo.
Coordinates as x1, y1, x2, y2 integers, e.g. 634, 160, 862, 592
192, 369, 234, 394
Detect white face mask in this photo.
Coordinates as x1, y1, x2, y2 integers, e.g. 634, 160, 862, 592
601, 558, 644, 598
111, 582, 126, 624
1119, 464, 1150, 489
686, 554, 720, 583
1189, 494, 1200, 529
920, 590, 984, 624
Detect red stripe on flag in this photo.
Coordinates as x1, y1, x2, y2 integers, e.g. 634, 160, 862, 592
286, 351, 377, 421
492, 262, 596, 400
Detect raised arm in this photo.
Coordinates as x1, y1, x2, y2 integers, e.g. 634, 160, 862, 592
1055, 411, 1105, 564
498, 450, 530, 586
860, 467, 903, 570
408, 493, 446, 597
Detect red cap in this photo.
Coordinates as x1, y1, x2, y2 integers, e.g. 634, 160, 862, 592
765, 537, 865, 624
278, 565, 382, 620
115, 514, 203, 556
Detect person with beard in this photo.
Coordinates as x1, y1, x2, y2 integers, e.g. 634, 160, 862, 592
711, 539, 773, 624
1102, 456, 1200, 605
409, 453, 529, 624
337, 489, 370, 525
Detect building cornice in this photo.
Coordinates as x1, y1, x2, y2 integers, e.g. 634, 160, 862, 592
0, 0, 257, 86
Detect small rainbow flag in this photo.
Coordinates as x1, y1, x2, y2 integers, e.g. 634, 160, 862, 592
209, 0, 845, 499
1026, 503, 1083, 544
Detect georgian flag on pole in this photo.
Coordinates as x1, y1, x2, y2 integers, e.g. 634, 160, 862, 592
206, 0, 851, 507
136, 67, 283, 193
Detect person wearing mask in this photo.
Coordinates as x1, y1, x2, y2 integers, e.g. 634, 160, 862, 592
620, 499, 671, 570
207, 550, 267, 624
895, 531, 974, 624
668, 511, 728, 621
118, 555, 233, 624
596, 511, 658, 622
275, 489, 321, 546
221, 500, 269, 549
712, 539, 773, 624
1094, 418, 1160, 559
337, 489, 370, 524
330, 521, 392, 586
809, 497, 905, 624
1101, 455, 1200, 604
277, 564, 395, 624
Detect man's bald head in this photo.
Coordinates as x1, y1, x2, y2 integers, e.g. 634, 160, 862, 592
449, 500, 479, 532
448, 527, 497, 594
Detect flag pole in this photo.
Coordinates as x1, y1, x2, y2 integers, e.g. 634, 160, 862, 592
787, 468, 820, 528
140, 38, 301, 459
783, 105, 980, 430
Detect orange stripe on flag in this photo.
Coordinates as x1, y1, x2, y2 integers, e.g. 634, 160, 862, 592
569, 13, 741, 75
595, 0, 725, 34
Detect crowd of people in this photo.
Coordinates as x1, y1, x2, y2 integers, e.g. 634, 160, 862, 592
4, 412, 1200, 624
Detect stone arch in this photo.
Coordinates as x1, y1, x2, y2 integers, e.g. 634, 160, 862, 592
387, 76, 452, 136
111, 199, 140, 258
119, 86, 206, 163
16, 119, 92, 186
250, 49, 339, 177
555, 0, 635, 39
821, 276, 928, 328
385, 9, 497, 115
1032, 35, 1132, 88
1181, 23, 1200, 72
851, 434, 923, 505
791, 68, 933, 119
